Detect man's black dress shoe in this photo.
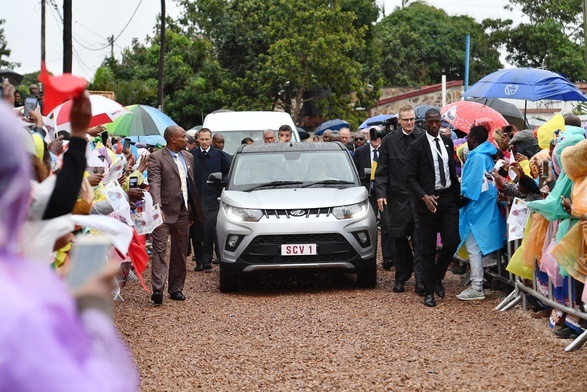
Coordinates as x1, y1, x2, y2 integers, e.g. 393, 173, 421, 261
414, 281, 425, 296
382, 259, 393, 271
151, 290, 163, 305
202, 262, 212, 270
393, 281, 405, 293
424, 294, 436, 307
195, 263, 203, 271
434, 281, 445, 298
170, 291, 186, 301
212, 258, 220, 264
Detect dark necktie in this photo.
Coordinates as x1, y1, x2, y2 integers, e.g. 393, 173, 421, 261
435, 138, 446, 187
373, 148, 379, 162
203, 150, 208, 157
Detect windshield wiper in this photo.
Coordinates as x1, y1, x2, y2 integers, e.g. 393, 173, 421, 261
301, 180, 355, 188
244, 181, 303, 192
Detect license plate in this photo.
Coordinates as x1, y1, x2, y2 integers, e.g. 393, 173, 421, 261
281, 244, 317, 256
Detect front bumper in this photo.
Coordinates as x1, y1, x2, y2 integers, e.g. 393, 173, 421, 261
217, 207, 377, 275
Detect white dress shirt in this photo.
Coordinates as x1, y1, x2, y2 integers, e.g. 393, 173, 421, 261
425, 132, 451, 190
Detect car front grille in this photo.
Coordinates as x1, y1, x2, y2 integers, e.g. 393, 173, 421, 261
239, 233, 358, 263
263, 208, 332, 219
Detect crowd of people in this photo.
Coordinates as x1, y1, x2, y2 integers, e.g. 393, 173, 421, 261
364, 104, 587, 340
1, 80, 139, 390
2, 70, 587, 387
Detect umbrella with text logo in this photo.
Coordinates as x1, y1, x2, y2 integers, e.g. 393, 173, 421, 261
45, 95, 129, 135
105, 104, 176, 139
441, 101, 508, 135
462, 67, 587, 102
462, 67, 587, 123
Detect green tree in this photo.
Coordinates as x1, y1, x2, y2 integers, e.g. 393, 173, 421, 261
177, 0, 380, 126
0, 19, 20, 69
95, 24, 226, 128
376, 3, 502, 86
489, 0, 585, 81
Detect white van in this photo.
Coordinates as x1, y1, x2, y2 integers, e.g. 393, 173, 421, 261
202, 111, 300, 155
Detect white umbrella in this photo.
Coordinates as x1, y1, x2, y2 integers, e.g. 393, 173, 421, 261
44, 95, 130, 135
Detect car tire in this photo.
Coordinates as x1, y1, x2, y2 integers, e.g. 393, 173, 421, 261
219, 264, 239, 293
357, 258, 377, 288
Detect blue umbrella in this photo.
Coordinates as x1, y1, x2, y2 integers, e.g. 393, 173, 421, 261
314, 119, 350, 135
359, 114, 396, 129
462, 67, 587, 102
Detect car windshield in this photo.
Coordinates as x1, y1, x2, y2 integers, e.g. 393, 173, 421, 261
228, 150, 358, 191
218, 130, 299, 155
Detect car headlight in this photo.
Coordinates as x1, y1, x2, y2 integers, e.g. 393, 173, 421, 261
223, 204, 264, 222
331, 200, 369, 220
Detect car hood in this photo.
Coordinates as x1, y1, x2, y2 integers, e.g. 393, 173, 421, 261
221, 187, 368, 209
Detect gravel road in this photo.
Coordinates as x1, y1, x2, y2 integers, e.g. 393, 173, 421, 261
115, 261, 587, 391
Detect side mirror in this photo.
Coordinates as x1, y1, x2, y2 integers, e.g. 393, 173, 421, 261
359, 167, 371, 181
207, 172, 225, 185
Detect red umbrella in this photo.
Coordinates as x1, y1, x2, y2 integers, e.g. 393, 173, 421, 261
440, 101, 508, 134
44, 95, 130, 134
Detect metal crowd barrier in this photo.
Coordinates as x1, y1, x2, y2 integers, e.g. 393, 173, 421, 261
493, 234, 587, 352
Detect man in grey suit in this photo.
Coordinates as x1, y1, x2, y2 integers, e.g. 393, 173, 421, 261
149, 126, 204, 305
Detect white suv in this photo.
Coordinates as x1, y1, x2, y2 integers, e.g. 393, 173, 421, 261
213, 142, 377, 292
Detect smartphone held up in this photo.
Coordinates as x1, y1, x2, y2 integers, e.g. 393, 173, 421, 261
23, 97, 38, 119
66, 235, 111, 290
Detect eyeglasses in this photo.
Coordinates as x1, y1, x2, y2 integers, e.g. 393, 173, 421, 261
400, 117, 415, 122
355, 137, 365, 141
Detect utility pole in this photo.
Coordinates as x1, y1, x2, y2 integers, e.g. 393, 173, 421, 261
157, 0, 166, 110
41, 0, 46, 64
63, 0, 72, 73
108, 35, 114, 59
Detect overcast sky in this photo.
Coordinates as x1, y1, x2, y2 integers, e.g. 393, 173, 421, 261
3, 0, 525, 80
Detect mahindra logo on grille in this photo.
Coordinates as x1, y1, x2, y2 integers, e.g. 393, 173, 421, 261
289, 210, 306, 217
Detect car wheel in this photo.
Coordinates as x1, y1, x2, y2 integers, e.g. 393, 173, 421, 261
219, 264, 239, 293
357, 259, 377, 288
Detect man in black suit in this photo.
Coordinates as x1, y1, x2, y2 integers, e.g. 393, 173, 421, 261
353, 132, 394, 270
191, 128, 232, 270
405, 109, 460, 307
375, 105, 424, 294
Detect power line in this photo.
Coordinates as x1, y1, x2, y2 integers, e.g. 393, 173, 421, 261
72, 49, 94, 78
111, 0, 145, 44
48, 0, 145, 51
46, 3, 99, 78
75, 21, 109, 41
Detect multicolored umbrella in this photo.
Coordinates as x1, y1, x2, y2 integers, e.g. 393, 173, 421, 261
105, 104, 177, 138
45, 95, 129, 134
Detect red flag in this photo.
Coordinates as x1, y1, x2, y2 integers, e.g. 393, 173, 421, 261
38, 62, 87, 115
126, 230, 150, 292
